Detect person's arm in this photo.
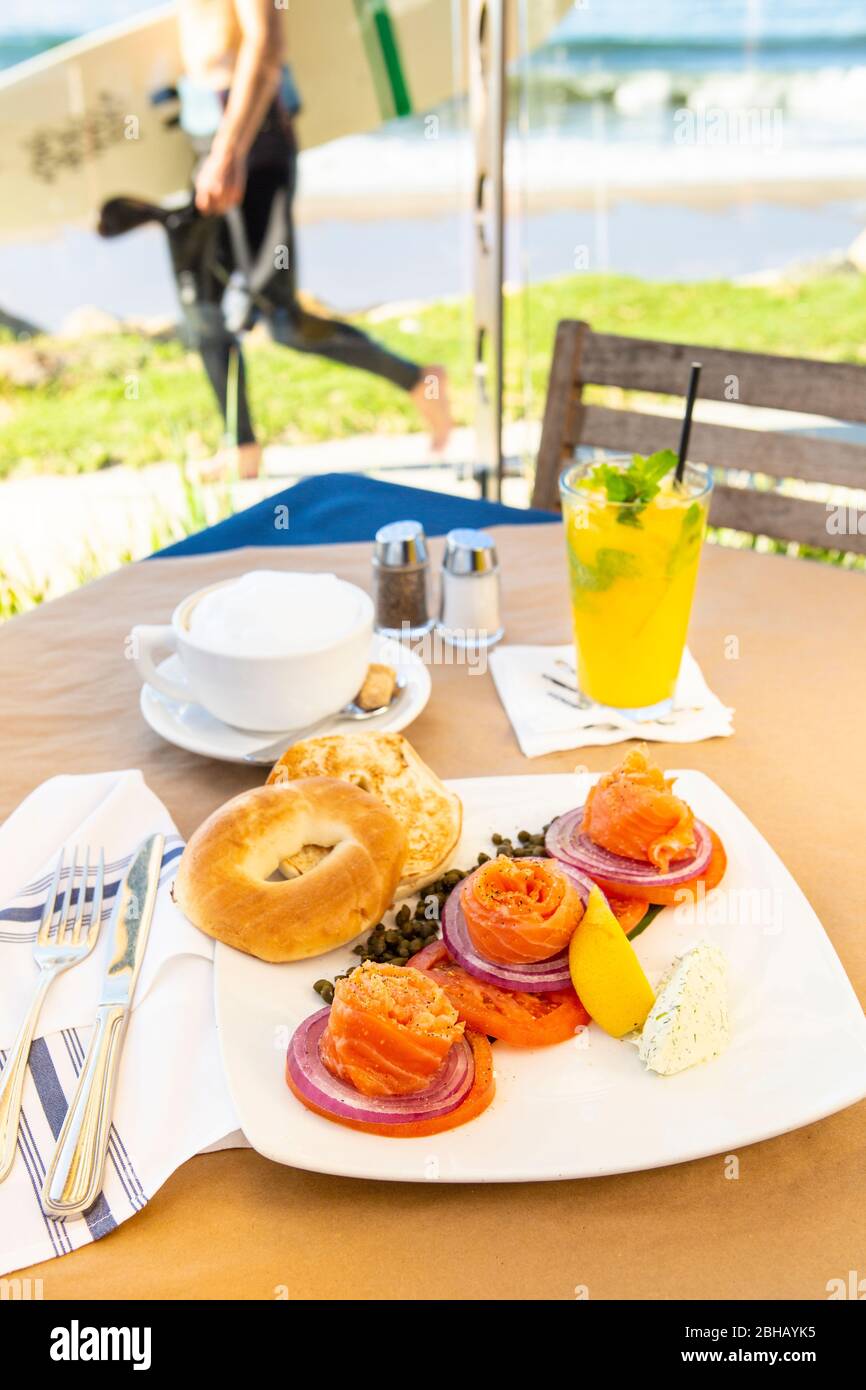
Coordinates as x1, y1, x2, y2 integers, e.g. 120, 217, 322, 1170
195, 0, 284, 215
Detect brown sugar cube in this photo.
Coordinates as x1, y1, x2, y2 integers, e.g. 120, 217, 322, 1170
356, 663, 397, 711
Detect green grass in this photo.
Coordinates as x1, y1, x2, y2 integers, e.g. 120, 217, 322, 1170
4, 269, 866, 477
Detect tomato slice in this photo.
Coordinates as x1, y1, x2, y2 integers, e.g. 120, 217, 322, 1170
593, 827, 727, 907
606, 895, 650, 933
412, 941, 589, 1046
285, 1028, 495, 1137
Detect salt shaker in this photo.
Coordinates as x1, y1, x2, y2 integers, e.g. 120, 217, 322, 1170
436, 528, 504, 648
371, 519, 434, 639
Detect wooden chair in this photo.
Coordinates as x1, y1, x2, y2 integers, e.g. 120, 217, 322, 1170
531, 320, 866, 556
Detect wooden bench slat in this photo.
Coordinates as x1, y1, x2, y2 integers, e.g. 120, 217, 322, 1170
709, 485, 866, 554
533, 320, 587, 510
580, 405, 866, 490
581, 332, 866, 424
531, 320, 866, 554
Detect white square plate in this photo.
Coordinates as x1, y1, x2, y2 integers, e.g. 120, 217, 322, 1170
214, 772, 866, 1182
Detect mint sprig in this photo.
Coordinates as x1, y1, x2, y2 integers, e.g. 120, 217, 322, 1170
584, 449, 678, 526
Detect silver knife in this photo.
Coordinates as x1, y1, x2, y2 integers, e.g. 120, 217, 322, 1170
41, 833, 165, 1218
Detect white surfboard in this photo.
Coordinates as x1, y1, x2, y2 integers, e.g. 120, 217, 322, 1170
0, 0, 571, 243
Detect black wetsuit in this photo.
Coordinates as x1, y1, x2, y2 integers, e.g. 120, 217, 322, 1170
171, 96, 422, 447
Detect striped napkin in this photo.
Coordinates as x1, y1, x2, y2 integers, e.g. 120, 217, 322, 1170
0, 770, 241, 1276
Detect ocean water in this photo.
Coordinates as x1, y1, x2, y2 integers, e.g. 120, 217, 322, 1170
3, 1, 866, 326
7, 0, 866, 169
6, 0, 866, 131
529, 0, 866, 153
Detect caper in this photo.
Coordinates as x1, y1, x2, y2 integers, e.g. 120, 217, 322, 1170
517, 830, 531, 843
477, 852, 490, 865
408, 936, 424, 953
384, 929, 401, 944
491, 833, 503, 845
395, 904, 410, 926
397, 941, 411, 958
313, 980, 335, 1004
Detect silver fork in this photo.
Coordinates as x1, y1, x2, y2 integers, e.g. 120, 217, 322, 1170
0, 846, 105, 1184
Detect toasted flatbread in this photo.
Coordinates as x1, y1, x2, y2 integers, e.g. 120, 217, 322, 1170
267, 732, 462, 895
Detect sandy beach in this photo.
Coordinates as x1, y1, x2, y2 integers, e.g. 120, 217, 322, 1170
2, 178, 865, 333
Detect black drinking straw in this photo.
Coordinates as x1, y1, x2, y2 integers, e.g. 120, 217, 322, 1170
675, 361, 702, 484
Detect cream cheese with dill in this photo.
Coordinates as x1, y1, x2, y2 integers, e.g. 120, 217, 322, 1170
637, 942, 729, 1076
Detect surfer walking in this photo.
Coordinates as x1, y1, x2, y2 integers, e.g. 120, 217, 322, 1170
174, 0, 452, 476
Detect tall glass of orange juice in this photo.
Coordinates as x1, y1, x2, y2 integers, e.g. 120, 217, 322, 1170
559, 453, 712, 716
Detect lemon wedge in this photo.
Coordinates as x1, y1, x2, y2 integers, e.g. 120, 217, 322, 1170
569, 886, 655, 1038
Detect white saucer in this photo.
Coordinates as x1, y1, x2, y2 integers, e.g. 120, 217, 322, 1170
139, 634, 431, 764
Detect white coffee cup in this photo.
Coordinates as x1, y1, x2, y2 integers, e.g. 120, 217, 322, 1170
132, 572, 373, 732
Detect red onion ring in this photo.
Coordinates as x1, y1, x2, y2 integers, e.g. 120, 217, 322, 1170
287, 1007, 474, 1125
441, 858, 591, 993
545, 807, 712, 887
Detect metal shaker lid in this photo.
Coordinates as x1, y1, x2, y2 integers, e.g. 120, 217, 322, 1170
373, 519, 429, 567
442, 528, 499, 575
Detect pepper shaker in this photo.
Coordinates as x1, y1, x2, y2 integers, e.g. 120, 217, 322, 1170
371, 519, 434, 639
436, 528, 504, 648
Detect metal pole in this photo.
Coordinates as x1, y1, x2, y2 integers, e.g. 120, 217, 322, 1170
469, 0, 506, 500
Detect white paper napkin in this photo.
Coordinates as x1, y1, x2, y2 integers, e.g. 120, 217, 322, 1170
489, 645, 734, 758
0, 770, 241, 1276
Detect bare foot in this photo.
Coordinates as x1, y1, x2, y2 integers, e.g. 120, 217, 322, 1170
194, 441, 263, 483
411, 365, 453, 452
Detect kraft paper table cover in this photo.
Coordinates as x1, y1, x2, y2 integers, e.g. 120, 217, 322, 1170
0, 528, 863, 1299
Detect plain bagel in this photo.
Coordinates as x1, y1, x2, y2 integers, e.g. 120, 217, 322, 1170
173, 777, 407, 962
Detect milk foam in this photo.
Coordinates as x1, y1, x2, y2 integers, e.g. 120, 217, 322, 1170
188, 571, 361, 656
